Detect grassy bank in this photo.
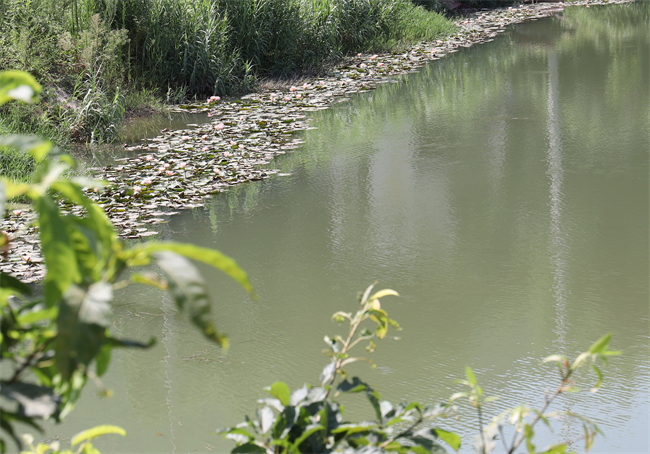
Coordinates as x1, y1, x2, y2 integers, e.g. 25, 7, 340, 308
0, 0, 455, 143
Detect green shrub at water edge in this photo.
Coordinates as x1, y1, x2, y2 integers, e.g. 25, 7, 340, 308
0, 70, 254, 452
218, 283, 619, 454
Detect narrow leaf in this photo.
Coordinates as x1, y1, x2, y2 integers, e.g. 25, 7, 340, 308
138, 242, 254, 297
368, 289, 399, 301
588, 333, 612, 354
153, 251, 228, 348
36, 195, 81, 307
71, 425, 125, 446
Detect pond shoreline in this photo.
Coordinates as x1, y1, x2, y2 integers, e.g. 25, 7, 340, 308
1, 0, 633, 282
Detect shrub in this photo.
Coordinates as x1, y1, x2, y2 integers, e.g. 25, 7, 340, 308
219, 283, 620, 454
0, 71, 254, 452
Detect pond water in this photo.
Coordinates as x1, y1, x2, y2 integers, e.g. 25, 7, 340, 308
38, 3, 649, 453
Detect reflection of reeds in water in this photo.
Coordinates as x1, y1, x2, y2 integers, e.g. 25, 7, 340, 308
546, 48, 579, 450
545, 50, 569, 349
162, 294, 179, 454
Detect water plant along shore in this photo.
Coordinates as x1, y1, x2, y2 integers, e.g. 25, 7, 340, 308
0, 0, 633, 282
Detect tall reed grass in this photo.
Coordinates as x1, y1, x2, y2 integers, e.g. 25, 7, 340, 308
0, 0, 456, 152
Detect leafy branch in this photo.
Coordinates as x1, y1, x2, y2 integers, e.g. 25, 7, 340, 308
453, 334, 620, 454
0, 70, 254, 452
218, 283, 460, 454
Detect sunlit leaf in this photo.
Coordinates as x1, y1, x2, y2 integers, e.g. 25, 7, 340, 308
368, 289, 399, 301
268, 382, 291, 407
135, 242, 254, 297
71, 425, 125, 446
543, 354, 567, 364
153, 251, 228, 348
258, 406, 275, 434
320, 362, 336, 384
0, 71, 41, 105
4, 179, 29, 199
432, 428, 461, 451
591, 365, 604, 391
55, 283, 111, 379
588, 333, 611, 355
36, 195, 81, 307
465, 367, 477, 386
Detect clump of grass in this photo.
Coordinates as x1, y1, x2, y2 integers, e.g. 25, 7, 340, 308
0, 146, 36, 185
0, 0, 457, 147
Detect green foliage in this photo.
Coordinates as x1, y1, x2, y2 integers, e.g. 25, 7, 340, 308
221, 283, 619, 454
219, 282, 461, 454
20, 425, 125, 454
0, 71, 253, 452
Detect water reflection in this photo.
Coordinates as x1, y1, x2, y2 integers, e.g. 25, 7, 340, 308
545, 50, 569, 349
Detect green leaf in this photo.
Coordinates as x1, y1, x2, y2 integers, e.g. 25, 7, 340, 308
543, 354, 568, 364
71, 425, 125, 446
95, 344, 111, 377
465, 367, 477, 386
525, 424, 535, 454
223, 427, 256, 440
337, 377, 370, 393
410, 446, 430, 454
410, 435, 448, 454
130, 272, 167, 289
153, 251, 228, 348
0, 272, 31, 296
269, 382, 291, 406
292, 424, 324, 448
368, 289, 399, 301
588, 333, 612, 355
539, 445, 568, 454
55, 283, 111, 379
432, 428, 461, 451
0, 135, 52, 162
137, 242, 254, 297
591, 364, 604, 390
36, 195, 81, 307
17, 306, 58, 325
0, 179, 5, 219
0, 71, 42, 105
51, 181, 117, 276
231, 442, 265, 453
331, 423, 377, 435
449, 392, 468, 402
0, 381, 60, 419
